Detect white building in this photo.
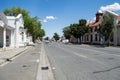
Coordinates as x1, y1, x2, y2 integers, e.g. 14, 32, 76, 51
82, 10, 120, 46
0, 13, 28, 49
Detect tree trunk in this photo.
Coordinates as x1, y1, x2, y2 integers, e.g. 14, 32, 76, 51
108, 36, 110, 47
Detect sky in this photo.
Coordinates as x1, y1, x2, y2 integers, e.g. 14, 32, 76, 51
0, 0, 120, 38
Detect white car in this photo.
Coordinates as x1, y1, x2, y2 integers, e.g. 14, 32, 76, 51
45, 40, 50, 44
62, 39, 69, 44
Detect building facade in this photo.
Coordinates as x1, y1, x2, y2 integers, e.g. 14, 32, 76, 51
0, 13, 28, 49
81, 10, 120, 46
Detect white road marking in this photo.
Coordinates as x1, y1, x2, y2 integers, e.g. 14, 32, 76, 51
36, 59, 40, 63
52, 43, 108, 66
73, 52, 87, 58
52, 67, 56, 70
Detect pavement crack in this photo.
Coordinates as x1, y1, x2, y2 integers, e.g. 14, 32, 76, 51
93, 66, 120, 74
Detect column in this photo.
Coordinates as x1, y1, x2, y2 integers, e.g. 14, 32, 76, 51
114, 17, 118, 46
10, 29, 14, 48
3, 25, 6, 49
14, 20, 19, 48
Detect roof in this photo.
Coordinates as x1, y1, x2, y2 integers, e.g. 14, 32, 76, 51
0, 13, 8, 24
88, 20, 101, 27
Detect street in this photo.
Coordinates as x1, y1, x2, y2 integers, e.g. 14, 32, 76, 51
0, 44, 41, 80
44, 42, 120, 80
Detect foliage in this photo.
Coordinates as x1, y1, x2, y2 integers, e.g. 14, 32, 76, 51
62, 19, 89, 43
3, 7, 45, 42
78, 19, 89, 36
63, 26, 71, 40
99, 13, 114, 46
53, 33, 60, 41
69, 23, 80, 38
4, 7, 29, 17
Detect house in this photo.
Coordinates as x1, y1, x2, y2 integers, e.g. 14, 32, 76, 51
105, 10, 120, 46
0, 13, 30, 49
81, 10, 103, 44
82, 10, 120, 46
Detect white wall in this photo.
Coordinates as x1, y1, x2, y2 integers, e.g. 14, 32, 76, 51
0, 27, 3, 47
117, 27, 120, 45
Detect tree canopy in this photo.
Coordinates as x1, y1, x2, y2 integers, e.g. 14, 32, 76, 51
63, 26, 71, 40
99, 13, 114, 46
53, 33, 60, 41
63, 19, 89, 43
3, 7, 45, 41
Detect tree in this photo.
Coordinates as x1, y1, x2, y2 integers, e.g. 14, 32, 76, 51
63, 26, 71, 40
53, 33, 60, 41
69, 23, 79, 41
3, 7, 45, 42
4, 7, 29, 17
69, 19, 89, 43
78, 19, 89, 37
99, 13, 114, 46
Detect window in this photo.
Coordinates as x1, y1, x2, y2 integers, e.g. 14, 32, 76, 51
87, 35, 89, 41
95, 34, 97, 41
6, 35, 9, 42
94, 26, 97, 32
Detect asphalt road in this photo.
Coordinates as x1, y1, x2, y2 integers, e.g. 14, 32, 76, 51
44, 42, 120, 80
0, 44, 41, 80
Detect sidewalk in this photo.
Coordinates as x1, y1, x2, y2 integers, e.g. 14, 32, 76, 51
0, 46, 31, 65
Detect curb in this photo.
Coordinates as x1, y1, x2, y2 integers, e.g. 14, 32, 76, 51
36, 43, 55, 80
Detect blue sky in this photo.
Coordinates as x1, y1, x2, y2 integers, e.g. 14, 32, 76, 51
0, 0, 120, 38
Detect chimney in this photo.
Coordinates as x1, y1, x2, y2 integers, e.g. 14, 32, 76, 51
95, 10, 103, 22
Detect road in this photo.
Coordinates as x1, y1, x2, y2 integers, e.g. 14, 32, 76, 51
0, 44, 41, 80
44, 42, 120, 80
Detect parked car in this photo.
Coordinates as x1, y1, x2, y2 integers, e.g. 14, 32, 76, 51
45, 40, 50, 44
62, 39, 69, 44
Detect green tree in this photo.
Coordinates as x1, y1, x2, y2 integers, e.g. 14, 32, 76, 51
99, 13, 114, 46
69, 19, 88, 43
69, 23, 79, 40
53, 33, 60, 41
63, 26, 71, 40
4, 7, 29, 17
78, 19, 89, 38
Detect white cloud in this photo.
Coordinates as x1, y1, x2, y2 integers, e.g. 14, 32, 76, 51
100, 3, 120, 12
46, 16, 56, 20
43, 19, 47, 22
43, 16, 57, 23
93, 17, 96, 21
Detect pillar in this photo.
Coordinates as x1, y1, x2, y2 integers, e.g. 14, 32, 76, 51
114, 17, 118, 46
3, 25, 6, 49
10, 29, 15, 48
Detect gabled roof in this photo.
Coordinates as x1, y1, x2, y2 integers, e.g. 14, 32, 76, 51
88, 20, 101, 27
0, 13, 8, 25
